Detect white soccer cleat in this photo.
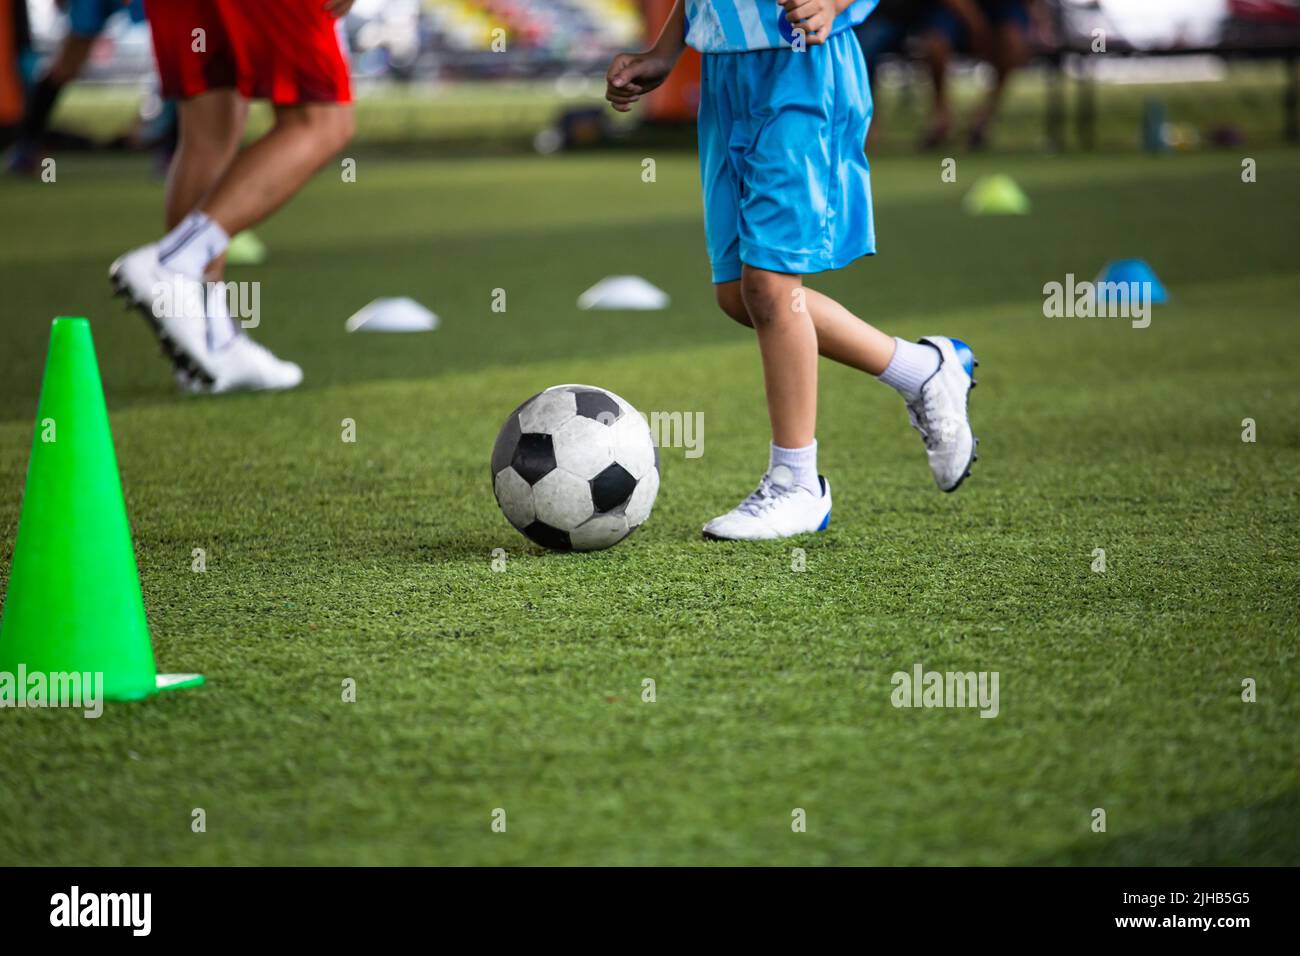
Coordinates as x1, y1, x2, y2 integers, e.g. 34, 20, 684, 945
110, 243, 216, 388
702, 466, 831, 541
906, 335, 979, 492
111, 243, 302, 395
202, 334, 303, 394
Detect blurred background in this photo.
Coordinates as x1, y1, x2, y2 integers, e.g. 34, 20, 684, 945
1, 3, 1298, 869
1, 0, 1298, 160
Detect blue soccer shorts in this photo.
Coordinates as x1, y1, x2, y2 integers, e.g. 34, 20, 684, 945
697, 29, 876, 284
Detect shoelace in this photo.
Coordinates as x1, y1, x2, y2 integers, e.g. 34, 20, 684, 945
906, 390, 944, 451
736, 476, 798, 517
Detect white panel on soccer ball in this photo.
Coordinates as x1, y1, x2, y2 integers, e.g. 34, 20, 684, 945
625, 467, 659, 526
519, 387, 578, 434
610, 412, 656, 480
553, 415, 615, 480
532, 468, 594, 531
570, 513, 630, 551
494, 467, 535, 529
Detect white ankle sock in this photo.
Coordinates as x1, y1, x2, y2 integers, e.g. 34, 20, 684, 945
769, 441, 820, 495
206, 281, 238, 350
878, 337, 940, 400
158, 212, 229, 279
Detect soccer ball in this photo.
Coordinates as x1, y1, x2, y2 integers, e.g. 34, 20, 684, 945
491, 384, 659, 552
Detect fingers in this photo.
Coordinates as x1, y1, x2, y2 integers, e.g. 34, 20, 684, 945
606, 88, 642, 112
788, 21, 830, 45
607, 53, 654, 111
782, 0, 832, 45
606, 63, 642, 111
784, 0, 821, 20
607, 53, 647, 91
606, 53, 634, 88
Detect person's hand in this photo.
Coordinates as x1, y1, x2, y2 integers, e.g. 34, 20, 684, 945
780, 0, 838, 46
324, 0, 355, 16
606, 52, 677, 113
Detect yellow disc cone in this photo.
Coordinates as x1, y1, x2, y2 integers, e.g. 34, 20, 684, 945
963, 174, 1031, 215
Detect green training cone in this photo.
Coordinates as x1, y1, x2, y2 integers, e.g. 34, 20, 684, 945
225, 230, 267, 266
0, 318, 203, 702
963, 174, 1031, 216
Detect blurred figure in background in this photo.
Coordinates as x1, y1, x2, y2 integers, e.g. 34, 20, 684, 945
111, 0, 355, 395
6, 0, 145, 174
919, 0, 1040, 150
853, 0, 942, 149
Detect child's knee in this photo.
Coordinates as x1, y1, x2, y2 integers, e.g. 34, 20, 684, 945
313, 106, 355, 155
715, 282, 752, 327
277, 103, 355, 155
740, 270, 796, 327
329, 107, 357, 153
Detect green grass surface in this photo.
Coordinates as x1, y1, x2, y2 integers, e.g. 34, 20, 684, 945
53, 61, 1300, 154
0, 146, 1297, 865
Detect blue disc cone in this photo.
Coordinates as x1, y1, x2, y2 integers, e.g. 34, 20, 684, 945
1097, 259, 1168, 308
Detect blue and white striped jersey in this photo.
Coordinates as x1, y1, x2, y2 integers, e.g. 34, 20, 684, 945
684, 0, 878, 53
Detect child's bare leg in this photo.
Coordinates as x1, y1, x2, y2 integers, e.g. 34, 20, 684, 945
715, 277, 976, 495
700, 269, 830, 539
802, 287, 897, 374
201, 102, 355, 237
739, 267, 818, 449
165, 91, 247, 232
718, 280, 897, 375
165, 91, 247, 299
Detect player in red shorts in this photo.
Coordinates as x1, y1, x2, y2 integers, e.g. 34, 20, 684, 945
110, 0, 355, 394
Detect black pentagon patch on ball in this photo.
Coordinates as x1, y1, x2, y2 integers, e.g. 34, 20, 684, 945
590, 462, 636, 513
512, 433, 556, 485
523, 520, 571, 552
491, 412, 523, 476
574, 389, 622, 426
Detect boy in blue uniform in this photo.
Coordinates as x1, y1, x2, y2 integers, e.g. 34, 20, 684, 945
605, 0, 981, 541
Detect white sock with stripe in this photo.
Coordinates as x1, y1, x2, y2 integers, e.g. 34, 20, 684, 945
158, 212, 229, 280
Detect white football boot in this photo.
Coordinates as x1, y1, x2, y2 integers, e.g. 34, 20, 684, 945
200, 333, 303, 394
702, 465, 832, 541
906, 335, 979, 492
110, 243, 216, 387
111, 244, 302, 394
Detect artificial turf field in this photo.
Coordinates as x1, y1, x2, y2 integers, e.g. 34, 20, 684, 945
0, 144, 1297, 866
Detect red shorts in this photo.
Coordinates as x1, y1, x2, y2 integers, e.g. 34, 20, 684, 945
146, 0, 351, 105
